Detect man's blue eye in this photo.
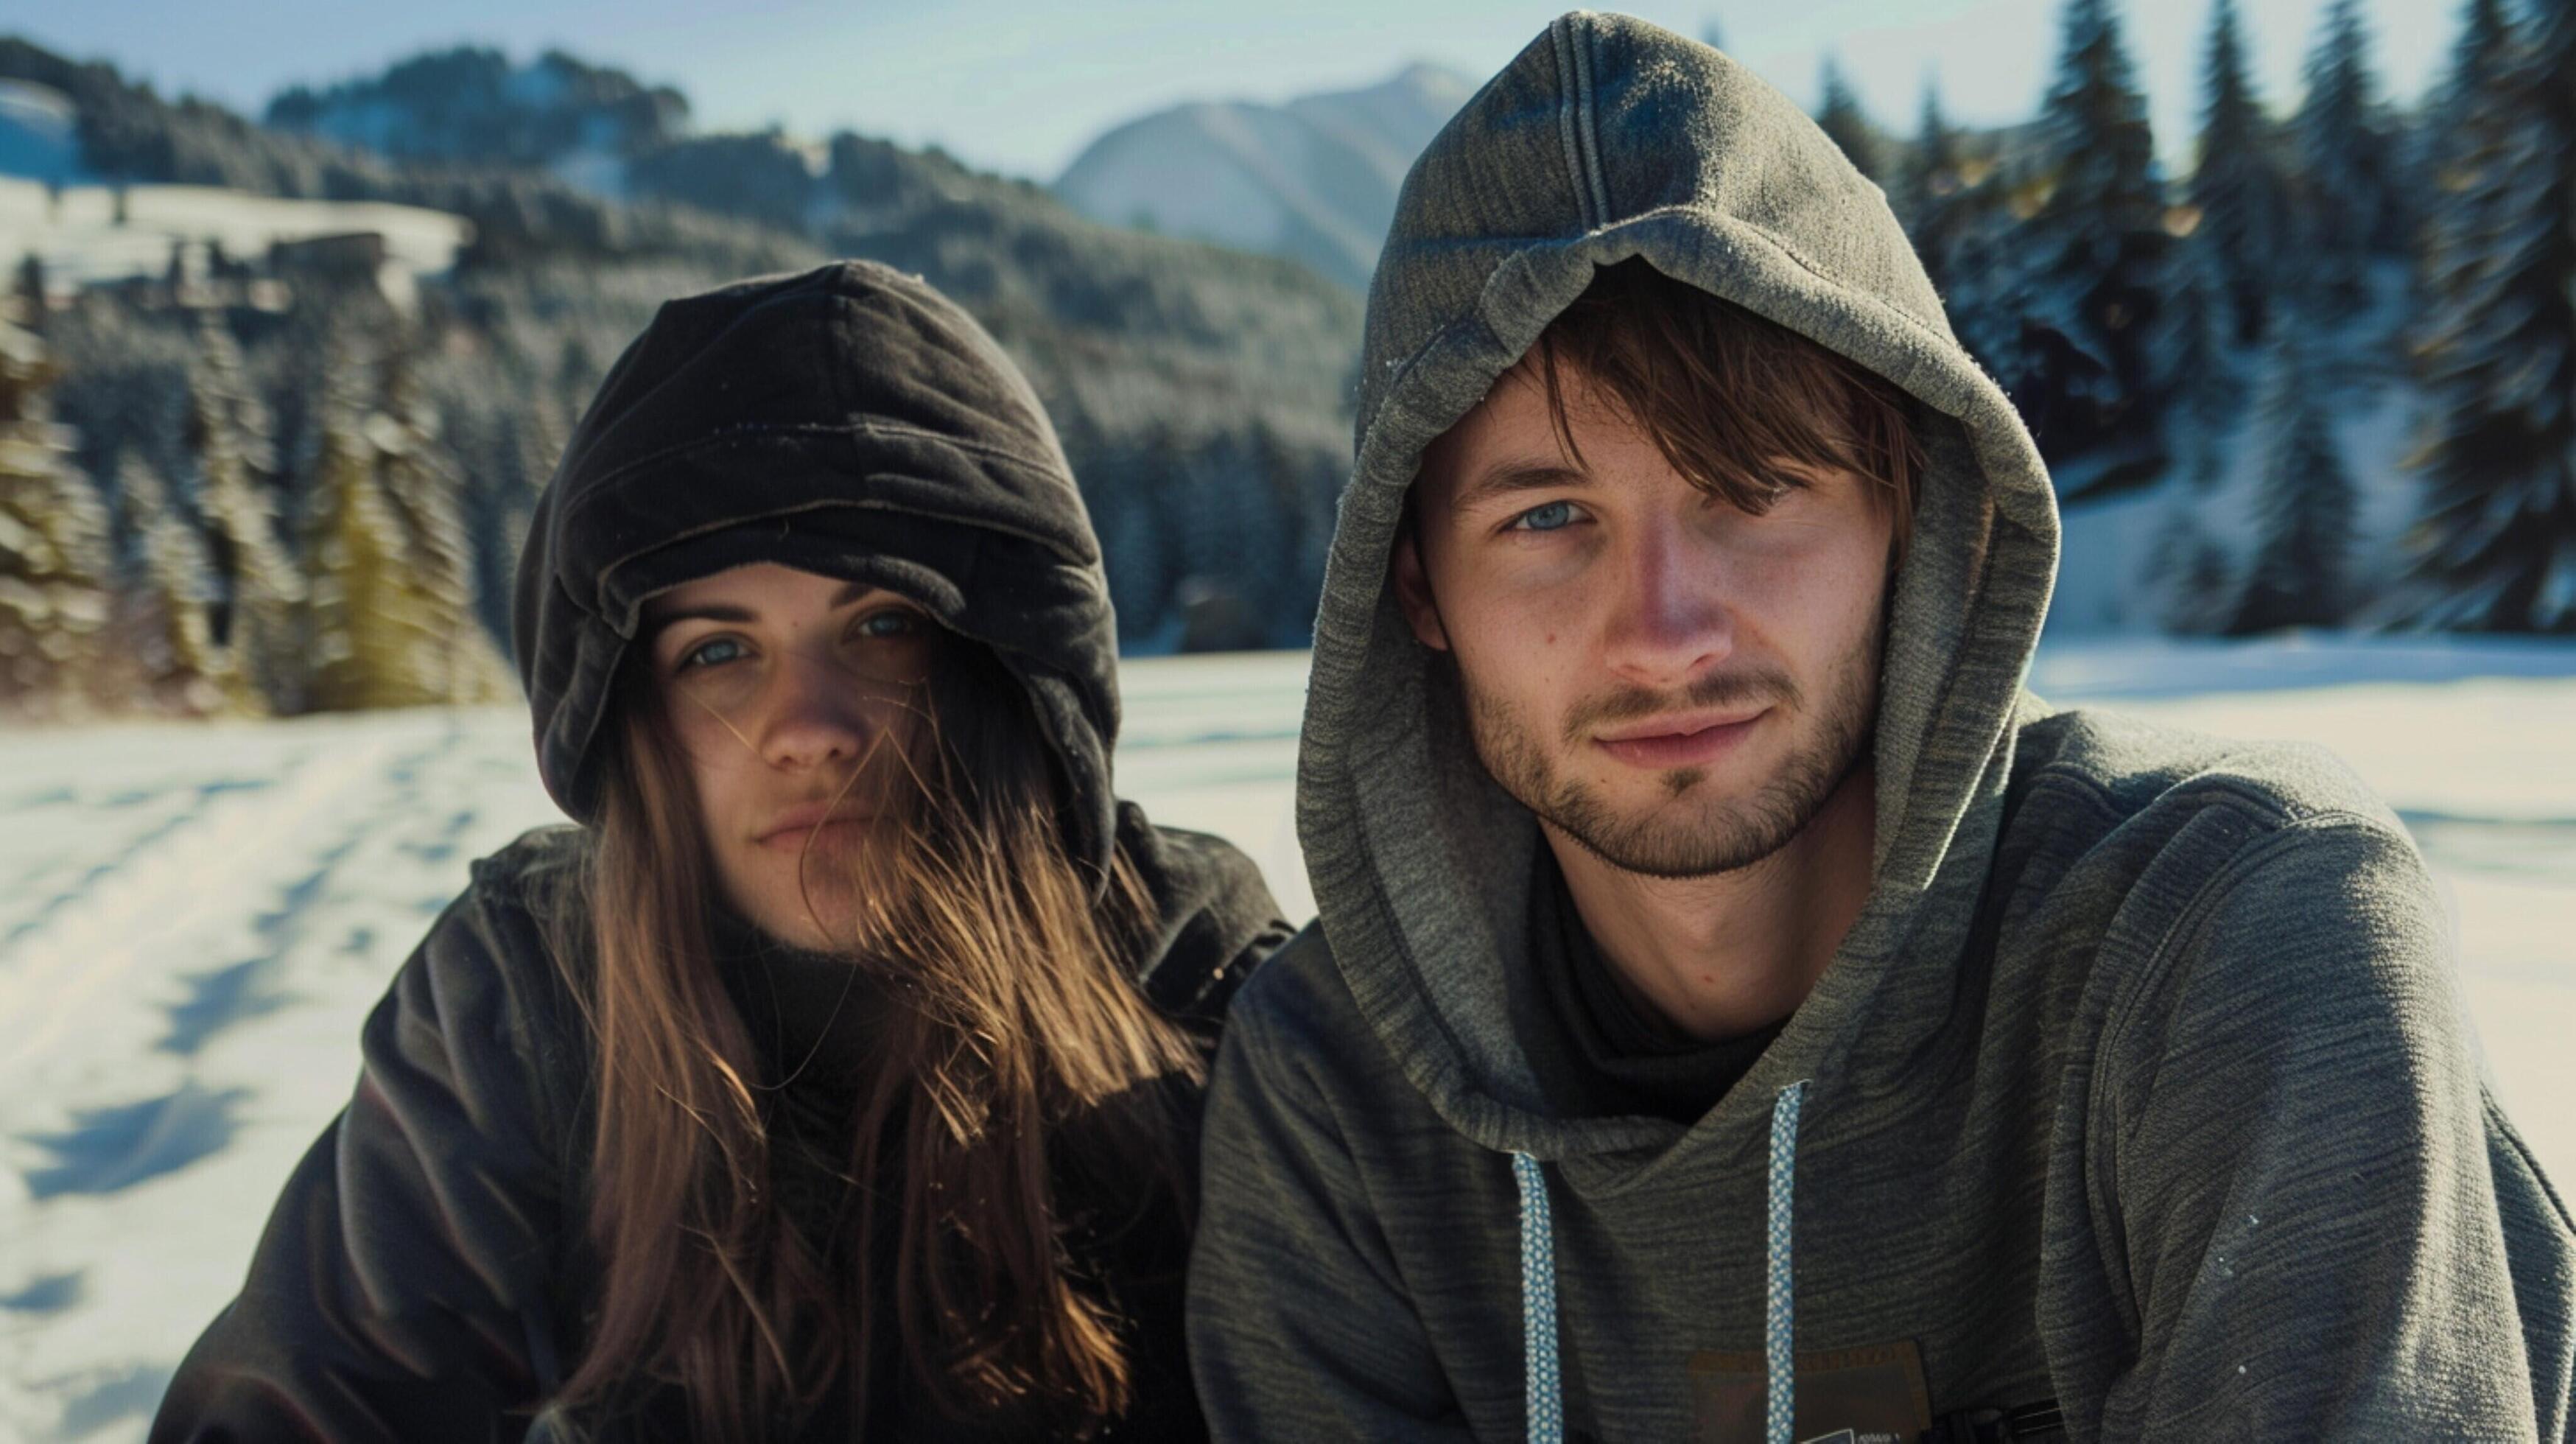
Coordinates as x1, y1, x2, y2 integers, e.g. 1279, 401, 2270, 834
681, 637, 749, 669
1513, 500, 1578, 533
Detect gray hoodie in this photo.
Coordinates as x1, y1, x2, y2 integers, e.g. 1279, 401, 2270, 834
1186, 14, 2575, 1443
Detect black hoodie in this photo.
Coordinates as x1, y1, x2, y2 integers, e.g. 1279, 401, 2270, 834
152, 262, 1292, 1442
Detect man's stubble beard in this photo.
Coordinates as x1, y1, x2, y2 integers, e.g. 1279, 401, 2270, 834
1459, 609, 1883, 880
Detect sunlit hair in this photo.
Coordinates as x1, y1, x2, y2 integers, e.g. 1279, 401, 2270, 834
1526, 258, 1925, 567
538, 631, 1203, 1441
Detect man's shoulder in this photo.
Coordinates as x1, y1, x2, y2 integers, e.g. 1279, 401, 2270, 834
1999, 705, 2441, 1012
2007, 706, 2451, 1045
2010, 702, 2409, 849
1226, 919, 1357, 1040
1221, 919, 1401, 1087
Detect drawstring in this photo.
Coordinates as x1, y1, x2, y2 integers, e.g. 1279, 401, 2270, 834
1511, 1152, 1564, 1444
1511, 1079, 1811, 1444
1766, 1080, 1808, 1444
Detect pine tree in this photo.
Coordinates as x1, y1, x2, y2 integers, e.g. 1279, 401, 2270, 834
1900, 80, 1965, 290
1898, 78, 2027, 387
2152, 239, 2242, 485
2404, 0, 2576, 631
2295, 0, 2405, 334
0, 312, 111, 715
2233, 334, 2356, 633
108, 452, 246, 715
185, 315, 299, 711
1816, 56, 1885, 183
368, 341, 515, 703
301, 382, 449, 711
13, 254, 46, 337
2144, 503, 2237, 634
2017, 0, 2171, 487
2189, 0, 2289, 348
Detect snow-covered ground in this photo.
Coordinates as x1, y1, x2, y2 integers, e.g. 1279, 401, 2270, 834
3, 640, 2570, 1440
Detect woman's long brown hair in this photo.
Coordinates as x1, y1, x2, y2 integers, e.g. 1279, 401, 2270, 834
541, 637, 1203, 1440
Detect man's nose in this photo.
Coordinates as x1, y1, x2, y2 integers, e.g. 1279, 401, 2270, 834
1597, 522, 1733, 687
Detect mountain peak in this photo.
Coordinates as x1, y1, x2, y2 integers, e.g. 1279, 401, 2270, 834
1052, 62, 1472, 290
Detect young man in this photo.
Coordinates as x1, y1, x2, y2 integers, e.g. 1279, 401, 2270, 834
1187, 14, 2574, 1443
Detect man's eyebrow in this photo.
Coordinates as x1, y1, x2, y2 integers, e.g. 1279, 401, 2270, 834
644, 581, 877, 635
1452, 460, 1589, 514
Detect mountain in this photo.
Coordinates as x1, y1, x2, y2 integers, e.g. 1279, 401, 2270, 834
1052, 63, 1475, 291
0, 37, 1365, 657
265, 46, 688, 195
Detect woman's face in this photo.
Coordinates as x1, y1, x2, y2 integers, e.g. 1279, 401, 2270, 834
641, 563, 939, 951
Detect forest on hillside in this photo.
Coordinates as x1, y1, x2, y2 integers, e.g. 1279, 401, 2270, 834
0, 0, 2569, 725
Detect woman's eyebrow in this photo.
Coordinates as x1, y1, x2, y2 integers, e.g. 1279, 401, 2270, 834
645, 581, 878, 635
644, 601, 757, 634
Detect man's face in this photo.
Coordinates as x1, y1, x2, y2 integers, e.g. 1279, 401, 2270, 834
1394, 362, 1892, 878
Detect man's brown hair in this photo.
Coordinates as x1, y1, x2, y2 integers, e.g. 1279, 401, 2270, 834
1526, 259, 1924, 565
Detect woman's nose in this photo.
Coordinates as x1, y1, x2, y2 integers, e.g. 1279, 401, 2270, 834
754, 645, 877, 772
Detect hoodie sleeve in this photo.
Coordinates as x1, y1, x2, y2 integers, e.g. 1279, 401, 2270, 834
2080, 815, 2560, 1440
1186, 943, 1476, 1442
151, 872, 572, 1444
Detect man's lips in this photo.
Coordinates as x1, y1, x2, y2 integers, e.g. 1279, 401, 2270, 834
1590, 708, 1769, 768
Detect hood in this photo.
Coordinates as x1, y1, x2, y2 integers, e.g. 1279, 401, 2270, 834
513, 261, 1126, 877
1296, 13, 2061, 1160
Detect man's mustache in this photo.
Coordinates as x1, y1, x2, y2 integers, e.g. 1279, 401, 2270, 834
1560, 667, 1801, 743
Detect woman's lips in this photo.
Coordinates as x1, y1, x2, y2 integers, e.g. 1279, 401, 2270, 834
1592, 711, 1766, 769
755, 814, 874, 851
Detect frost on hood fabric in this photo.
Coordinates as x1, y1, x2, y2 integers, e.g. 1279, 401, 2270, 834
1187, 14, 2575, 1443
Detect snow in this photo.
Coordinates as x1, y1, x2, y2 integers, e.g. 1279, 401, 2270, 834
4, 639, 2572, 1440
0, 177, 471, 295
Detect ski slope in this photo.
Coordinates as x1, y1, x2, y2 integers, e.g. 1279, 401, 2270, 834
3, 642, 2570, 1441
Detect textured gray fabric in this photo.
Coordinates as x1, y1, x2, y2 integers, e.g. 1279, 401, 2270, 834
1188, 13, 2576, 1441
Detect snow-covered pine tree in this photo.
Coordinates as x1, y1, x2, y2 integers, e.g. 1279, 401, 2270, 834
0, 312, 111, 715
108, 452, 246, 715
1816, 56, 1885, 183
184, 314, 301, 712
1900, 80, 1966, 291
2189, 0, 2289, 348
2404, 0, 2576, 631
365, 340, 515, 703
2152, 239, 2242, 487
1900, 77, 2029, 389
2016, 0, 2171, 488
2144, 503, 2237, 634
301, 375, 446, 711
2233, 333, 2356, 633
2295, 0, 2406, 340
1256, 418, 1341, 648
13, 253, 46, 336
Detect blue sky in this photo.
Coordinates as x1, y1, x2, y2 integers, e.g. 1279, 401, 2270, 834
10, 0, 2455, 180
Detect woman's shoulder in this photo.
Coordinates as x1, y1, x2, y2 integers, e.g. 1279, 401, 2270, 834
392, 824, 597, 1121
1113, 804, 1298, 1030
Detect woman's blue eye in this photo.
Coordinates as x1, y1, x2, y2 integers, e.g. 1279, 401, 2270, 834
854, 609, 923, 639
1511, 500, 1579, 533
680, 637, 749, 669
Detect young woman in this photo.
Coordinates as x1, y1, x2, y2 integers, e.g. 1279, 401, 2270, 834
152, 263, 1292, 1442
